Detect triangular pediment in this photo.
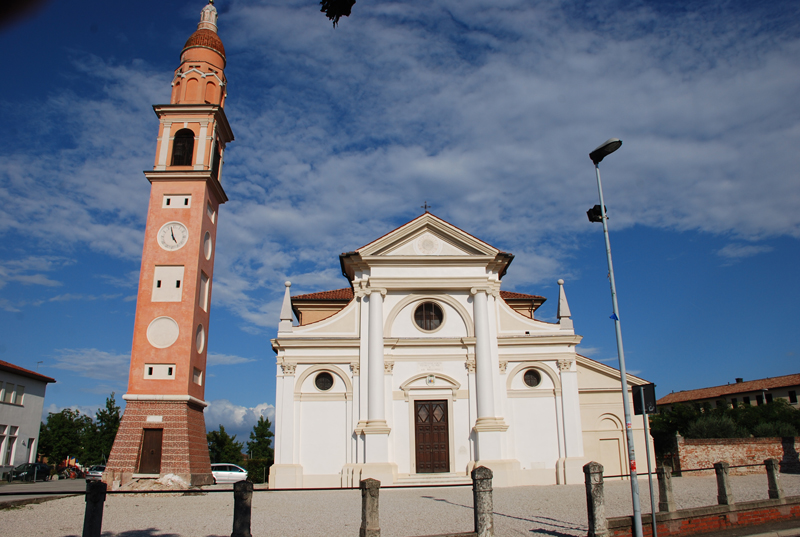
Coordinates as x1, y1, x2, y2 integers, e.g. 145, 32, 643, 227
358, 213, 499, 257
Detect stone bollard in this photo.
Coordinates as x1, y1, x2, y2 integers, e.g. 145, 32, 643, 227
360, 478, 381, 537
82, 480, 107, 537
472, 466, 494, 537
765, 459, 784, 500
714, 462, 734, 505
231, 480, 253, 537
657, 465, 676, 512
583, 462, 608, 537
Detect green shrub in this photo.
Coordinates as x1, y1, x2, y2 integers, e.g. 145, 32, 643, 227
752, 422, 798, 437
685, 415, 748, 439
245, 458, 272, 484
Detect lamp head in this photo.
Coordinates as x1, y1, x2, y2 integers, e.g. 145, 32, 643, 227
589, 138, 622, 165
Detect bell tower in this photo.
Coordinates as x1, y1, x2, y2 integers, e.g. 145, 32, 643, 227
105, 1, 233, 487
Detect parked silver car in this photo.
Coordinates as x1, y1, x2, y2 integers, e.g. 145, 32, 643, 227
210, 463, 247, 484
85, 465, 105, 482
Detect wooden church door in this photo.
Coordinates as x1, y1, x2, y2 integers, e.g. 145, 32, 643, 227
414, 400, 450, 473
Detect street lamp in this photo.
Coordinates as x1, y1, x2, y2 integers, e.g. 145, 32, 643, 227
588, 138, 644, 537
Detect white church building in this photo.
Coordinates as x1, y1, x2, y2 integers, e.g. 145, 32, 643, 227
269, 213, 651, 489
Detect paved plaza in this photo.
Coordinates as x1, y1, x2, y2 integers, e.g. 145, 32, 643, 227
2, 473, 800, 537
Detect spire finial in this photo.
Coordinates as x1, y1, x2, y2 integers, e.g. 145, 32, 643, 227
279, 281, 293, 333
557, 279, 574, 330
421, 201, 431, 213
198, 0, 219, 32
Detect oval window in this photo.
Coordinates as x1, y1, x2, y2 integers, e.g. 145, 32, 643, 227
523, 369, 542, 388
414, 302, 443, 331
315, 372, 334, 391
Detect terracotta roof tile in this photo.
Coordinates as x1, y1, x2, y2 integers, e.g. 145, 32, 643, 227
182, 29, 226, 59
0, 360, 56, 384
292, 288, 354, 301
657, 373, 800, 405
499, 291, 545, 300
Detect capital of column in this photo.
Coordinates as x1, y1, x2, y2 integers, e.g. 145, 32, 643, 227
367, 287, 387, 297
280, 362, 296, 375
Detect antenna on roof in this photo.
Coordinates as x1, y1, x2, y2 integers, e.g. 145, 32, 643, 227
421, 201, 431, 213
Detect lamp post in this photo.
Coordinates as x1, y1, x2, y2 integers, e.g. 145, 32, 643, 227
588, 138, 643, 537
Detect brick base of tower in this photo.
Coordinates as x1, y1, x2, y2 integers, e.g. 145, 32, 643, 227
104, 399, 213, 487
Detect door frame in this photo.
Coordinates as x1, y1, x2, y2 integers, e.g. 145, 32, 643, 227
137, 428, 164, 475
407, 394, 456, 474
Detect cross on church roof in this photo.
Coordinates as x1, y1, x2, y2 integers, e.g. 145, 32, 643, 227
421, 201, 431, 212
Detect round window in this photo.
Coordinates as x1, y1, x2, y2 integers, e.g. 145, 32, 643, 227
523, 369, 541, 388
414, 302, 443, 331
315, 372, 334, 391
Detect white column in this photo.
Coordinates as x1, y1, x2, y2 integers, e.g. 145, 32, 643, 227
472, 289, 494, 418
470, 288, 508, 465
364, 288, 390, 466
559, 359, 584, 457
157, 122, 172, 169
277, 364, 296, 464
367, 289, 385, 422
194, 122, 208, 170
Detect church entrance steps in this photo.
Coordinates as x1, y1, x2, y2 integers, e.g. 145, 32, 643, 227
393, 473, 472, 487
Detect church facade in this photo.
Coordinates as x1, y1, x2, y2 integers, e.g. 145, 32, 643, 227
269, 213, 651, 489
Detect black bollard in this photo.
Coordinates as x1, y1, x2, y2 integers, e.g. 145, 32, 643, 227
231, 480, 253, 537
82, 480, 107, 537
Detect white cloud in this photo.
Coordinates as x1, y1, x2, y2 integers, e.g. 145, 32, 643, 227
717, 243, 774, 260
42, 403, 98, 421
2, 0, 799, 333
206, 353, 258, 366
205, 399, 275, 439
49, 348, 130, 384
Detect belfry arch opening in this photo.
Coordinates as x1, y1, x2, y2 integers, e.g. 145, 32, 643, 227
171, 129, 195, 166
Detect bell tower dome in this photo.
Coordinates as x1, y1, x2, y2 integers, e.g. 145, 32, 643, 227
105, 1, 234, 488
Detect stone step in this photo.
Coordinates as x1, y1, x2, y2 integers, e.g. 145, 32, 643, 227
392, 473, 472, 487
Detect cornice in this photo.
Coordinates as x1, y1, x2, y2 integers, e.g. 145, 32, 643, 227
497, 334, 583, 346
122, 393, 208, 408
144, 170, 228, 204
365, 277, 498, 291
153, 104, 234, 143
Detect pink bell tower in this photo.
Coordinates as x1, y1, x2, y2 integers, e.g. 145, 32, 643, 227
105, 1, 233, 487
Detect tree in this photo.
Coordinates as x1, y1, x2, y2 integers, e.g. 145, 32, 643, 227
247, 415, 274, 461
207, 425, 244, 464
92, 393, 121, 463
38, 408, 93, 466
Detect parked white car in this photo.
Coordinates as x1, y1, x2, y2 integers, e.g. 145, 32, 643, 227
210, 463, 248, 484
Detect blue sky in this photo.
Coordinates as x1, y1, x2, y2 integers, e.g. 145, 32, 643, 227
1, 0, 798, 439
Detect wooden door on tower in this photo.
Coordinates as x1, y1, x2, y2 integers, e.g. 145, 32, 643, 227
138, 429, 163, 474
414, 400, 450, 473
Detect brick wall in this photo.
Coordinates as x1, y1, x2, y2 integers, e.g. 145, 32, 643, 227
677, 436, 800, 476
608, 496, 800, 537
104, 399, 213, 487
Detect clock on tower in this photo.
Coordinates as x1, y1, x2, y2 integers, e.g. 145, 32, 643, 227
105, 1, 233, 487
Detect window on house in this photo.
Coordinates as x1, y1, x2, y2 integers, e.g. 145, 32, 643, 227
14, 385, 23, 405
756, 395, 764, 406
730, 398, 737, 407
2, 384, 13, 404
789, 390, 798, 404
743, 396, 750, 405
765, 393, 773, 403
171, 129, 195, 166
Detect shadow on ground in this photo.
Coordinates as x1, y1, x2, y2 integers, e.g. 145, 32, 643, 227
420, 495, 586, 537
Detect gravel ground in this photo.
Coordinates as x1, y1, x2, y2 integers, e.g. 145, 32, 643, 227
3, 473, 799, 537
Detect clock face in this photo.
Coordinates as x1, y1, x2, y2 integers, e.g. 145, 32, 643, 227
157, 222, 189, 251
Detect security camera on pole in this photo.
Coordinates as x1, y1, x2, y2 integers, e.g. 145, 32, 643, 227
587, 138, 643, 537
